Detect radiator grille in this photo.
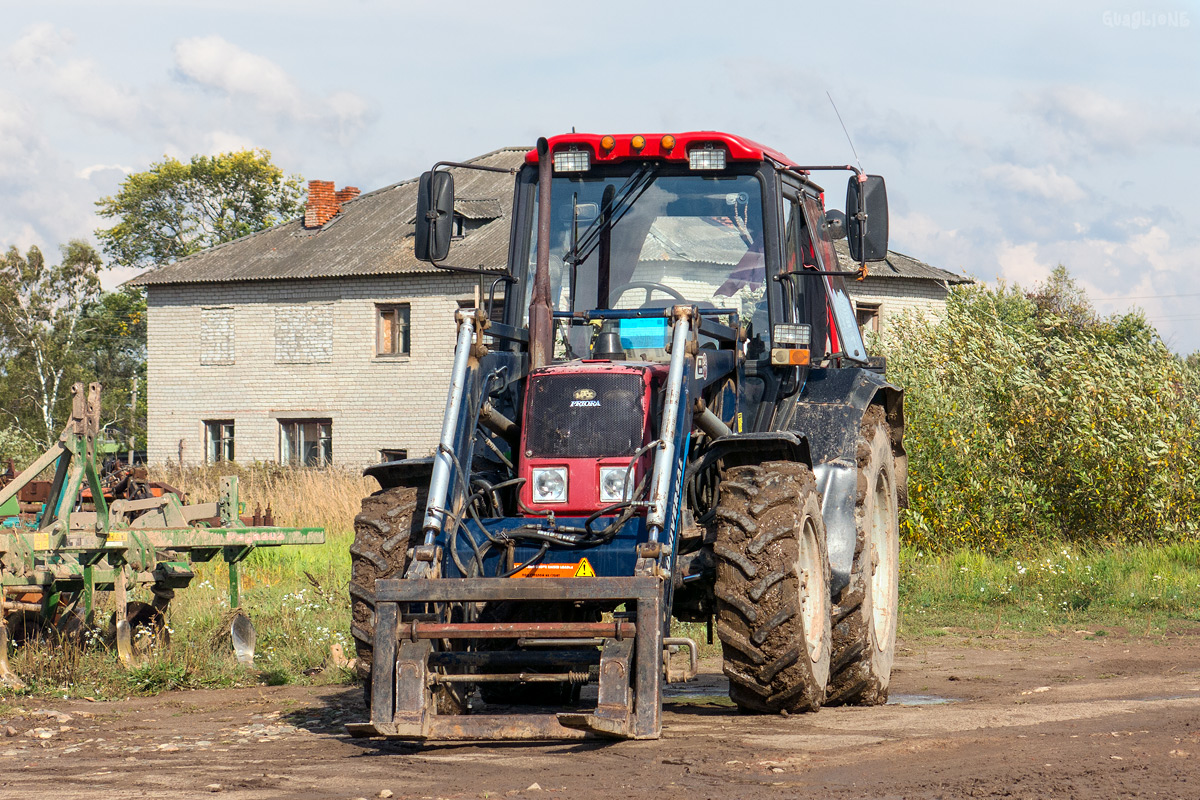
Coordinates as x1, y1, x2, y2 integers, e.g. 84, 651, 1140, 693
525, 372, 646, 458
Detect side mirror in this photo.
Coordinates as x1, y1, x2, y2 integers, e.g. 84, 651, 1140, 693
414, 170, 455, 262
824, 209, 847, 241
845, 175, 889, 262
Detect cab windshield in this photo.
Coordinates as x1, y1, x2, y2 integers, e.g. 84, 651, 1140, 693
523, 169, 767, 351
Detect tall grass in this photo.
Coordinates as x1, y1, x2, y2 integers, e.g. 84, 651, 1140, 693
151, 461, 375, 534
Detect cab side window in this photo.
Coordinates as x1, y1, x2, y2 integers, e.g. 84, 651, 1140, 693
780, 190, 827, 361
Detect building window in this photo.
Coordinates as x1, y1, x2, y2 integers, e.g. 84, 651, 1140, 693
855, 301, 881, 333
280, 419, 332, 466
200, 307, 235, 365
376, 304, 410, 356
380, 448, 407, 462
275, 304, 333, 364
205, 420, 235, 463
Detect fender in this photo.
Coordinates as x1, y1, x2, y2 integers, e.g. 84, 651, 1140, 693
704, 430, 812, 472
364, 457, 435, 492
777, 367, 906, 594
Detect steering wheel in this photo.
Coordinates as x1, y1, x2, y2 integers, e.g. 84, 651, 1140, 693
610, 280, 687, 307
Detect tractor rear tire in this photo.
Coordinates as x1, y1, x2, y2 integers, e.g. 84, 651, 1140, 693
349, 485, 424, 704
713, 461, 831, 713
825, 404, 900, 706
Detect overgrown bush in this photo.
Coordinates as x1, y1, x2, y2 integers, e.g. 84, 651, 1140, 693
879, 266, 1200, 552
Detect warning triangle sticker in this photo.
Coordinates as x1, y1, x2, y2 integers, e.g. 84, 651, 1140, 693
574, 557, 596, 577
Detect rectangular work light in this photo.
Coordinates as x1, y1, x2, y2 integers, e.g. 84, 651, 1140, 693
773, 323, 812, 346
552, 149, 590, 173
688, 146, 726, 170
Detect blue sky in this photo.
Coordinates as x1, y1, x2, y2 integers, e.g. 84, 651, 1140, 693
3, 1, 1199, 348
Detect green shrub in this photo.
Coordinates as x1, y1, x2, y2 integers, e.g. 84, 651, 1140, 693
880, 266, 1200, 552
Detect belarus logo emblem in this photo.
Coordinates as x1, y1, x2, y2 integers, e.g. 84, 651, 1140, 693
570, 387, 600, 408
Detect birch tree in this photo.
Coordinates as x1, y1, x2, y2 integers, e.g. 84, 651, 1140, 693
0, 242, 102, 445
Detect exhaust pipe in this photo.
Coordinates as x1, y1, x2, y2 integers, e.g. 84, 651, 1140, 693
528, 137, 554, 369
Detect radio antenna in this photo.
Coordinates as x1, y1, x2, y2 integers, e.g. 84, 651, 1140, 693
827, 91, 863, 173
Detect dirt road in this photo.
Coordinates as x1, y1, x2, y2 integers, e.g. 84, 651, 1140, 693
1, 630, 1198, 799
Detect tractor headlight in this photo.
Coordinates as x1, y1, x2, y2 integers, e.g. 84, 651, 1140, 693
599, 467, 631, 503
531, 467, 568, 503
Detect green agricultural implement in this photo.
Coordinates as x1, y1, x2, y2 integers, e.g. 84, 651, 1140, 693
0, 382, 324, 687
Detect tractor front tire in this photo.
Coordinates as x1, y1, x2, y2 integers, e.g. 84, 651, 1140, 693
714, 461, 831, 713
825, 404, 900, 706
349, 485, 424, 703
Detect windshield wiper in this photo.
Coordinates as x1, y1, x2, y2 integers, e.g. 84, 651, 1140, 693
563, 163, 660, 269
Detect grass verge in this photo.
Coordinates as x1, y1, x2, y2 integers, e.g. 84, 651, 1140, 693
5, 533, 1200, 698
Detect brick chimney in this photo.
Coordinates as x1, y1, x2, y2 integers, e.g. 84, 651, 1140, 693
304, 180, 360, 228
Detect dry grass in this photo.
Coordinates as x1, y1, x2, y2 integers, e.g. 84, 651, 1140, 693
150, 462, 376, 535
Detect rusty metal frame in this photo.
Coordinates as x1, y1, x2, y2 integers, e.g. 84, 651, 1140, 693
351, 575, 664, 741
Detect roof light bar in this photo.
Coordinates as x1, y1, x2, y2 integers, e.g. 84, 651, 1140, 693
688, 146, 726, 170
552, 149, 590, 173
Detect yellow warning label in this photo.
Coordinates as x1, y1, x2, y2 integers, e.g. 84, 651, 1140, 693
737, 412, 743, 433
33, 532, 49, 550
105, 530, 125, 548
513, 558, 596, 578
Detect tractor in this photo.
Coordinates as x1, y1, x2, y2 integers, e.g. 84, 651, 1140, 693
348, 132, 903, 740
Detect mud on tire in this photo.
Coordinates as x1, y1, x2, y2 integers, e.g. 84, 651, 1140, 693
825, 404, 900, 706
349, 485, 425, 695
713, 461, 831, 713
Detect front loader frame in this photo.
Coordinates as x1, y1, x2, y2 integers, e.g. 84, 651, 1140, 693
349, 576, 664, 740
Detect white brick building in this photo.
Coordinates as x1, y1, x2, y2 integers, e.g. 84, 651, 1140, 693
837, 241, 972, 335
129, 147, 968, 468
129, 148, 521, 467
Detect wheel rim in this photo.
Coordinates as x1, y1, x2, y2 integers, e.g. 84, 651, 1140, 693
797, 515, 827, 664
870, 471, 897, 649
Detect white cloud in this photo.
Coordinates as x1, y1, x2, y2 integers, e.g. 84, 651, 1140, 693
889, 211, 978, 277
171, 36, 370, 141
6, 24, 141, 131
50, 58, 142, 129
1023, 86, 1200, 154
996, 241, 1050, 285
204, 130, 259, 155
5, 22, 71, 70
77, 163, 133, 180
173, 35, 304, 114
981, 163, 1086, 204
0, 91, 44, 179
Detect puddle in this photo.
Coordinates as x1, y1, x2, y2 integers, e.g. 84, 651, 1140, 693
887, 694, 959, 706
664, 675, 734, 706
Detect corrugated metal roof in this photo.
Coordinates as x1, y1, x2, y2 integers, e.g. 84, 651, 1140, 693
833, 239, 972, 284
125, 147, 524, 287
454, 198, 504, 220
